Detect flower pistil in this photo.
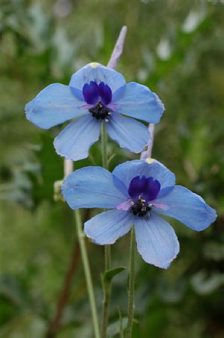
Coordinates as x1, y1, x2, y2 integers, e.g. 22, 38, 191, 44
89, 102, 111, 121
130, 197, 152, 217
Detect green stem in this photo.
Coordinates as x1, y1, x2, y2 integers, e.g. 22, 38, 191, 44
126, 228, 135, 338
101, 121, 112, 338
74, 210, 100, 338
101, 122, 108, 169
101, 272, 111, 338
119, 309, 124, 338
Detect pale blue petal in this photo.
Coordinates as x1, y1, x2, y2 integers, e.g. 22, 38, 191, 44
69, 63, 126, 93
154, 185, 217, 231
106, 113, 149, 153
112, 85, 126, 101
134, 212, 179, 268
84, 210, 132, 245
25, 84, 87, 129
54, 115, 100, 160
62, 166, 127, 209
114, 82, 164, 123
112, 160, 175, 193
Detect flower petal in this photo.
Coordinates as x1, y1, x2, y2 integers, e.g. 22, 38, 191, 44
62, 166, 127, 210
128, 176, 148, 198
98, 82, 112, 105
128, 176, 161, 201
134, 212, 179, 268
154, 185, 217, 231
82, 81, 99, 104
54, 115, 100, 160
113, 160, 175, 193
69, 63, 126, 93
25, 84, 87, 129
84, 210, 132, 245
114, 82, 164, 124
106, 113, 150, 153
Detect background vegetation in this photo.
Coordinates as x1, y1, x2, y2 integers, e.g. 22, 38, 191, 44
0, 0, 224, 337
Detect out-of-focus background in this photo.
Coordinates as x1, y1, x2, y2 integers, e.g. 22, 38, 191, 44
0, 0, 224, 337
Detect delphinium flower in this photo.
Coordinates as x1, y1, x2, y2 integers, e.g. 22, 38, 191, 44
25, 63, 164, 161
62, 159, 216, 268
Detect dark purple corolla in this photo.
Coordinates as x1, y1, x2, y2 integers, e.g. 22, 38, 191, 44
25, 63, 164, 160
62, 159, 217, 268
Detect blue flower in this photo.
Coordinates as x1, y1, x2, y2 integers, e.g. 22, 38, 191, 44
62, 159, 217, 268
25, 63, 164, 161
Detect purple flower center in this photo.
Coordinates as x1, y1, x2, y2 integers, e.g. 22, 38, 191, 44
128, 176, 161, 217
83, 81, 112, 120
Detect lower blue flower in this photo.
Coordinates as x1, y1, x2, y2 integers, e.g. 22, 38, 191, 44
62, 160, 217, 268
25, 63, 164, 161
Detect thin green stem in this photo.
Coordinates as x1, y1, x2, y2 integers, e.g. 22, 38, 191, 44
74, 210, 100, 338
101, 121, 112, 338
101, 122, 108, 169
101, 271, 111, 338
119, 309, 124, 338
104, 245, 111, 270
126, 228, 135, 338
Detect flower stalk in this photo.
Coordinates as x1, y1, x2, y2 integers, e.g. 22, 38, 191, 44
124, 115, 155, 338
140, 123, 155, 160
100, 121, 112, 338
101, 122, 108, 169
66, 163, 100, 338
74, 210, 100, 338
126, 228, 135, 338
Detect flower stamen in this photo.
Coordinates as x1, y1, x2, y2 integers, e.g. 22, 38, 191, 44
89, 102, 111, 120
131, 196, 152, 217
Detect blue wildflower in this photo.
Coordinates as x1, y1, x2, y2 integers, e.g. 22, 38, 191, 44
62, 159, 216, 268
25, 63, 164, 160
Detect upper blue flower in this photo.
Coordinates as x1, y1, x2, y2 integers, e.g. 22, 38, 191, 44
25, 63, 164, 161
62, 159, 217, 269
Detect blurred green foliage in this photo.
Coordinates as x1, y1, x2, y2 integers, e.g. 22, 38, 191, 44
0, 0, 224, 337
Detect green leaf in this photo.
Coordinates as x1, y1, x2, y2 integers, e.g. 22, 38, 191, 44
102, 267, 126, 285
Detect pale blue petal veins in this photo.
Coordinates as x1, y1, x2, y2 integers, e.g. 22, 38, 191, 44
84, 210, 132, 245
154, 185, 217, 231
106, 113, 150, 153
62, 166, 127, 209
113, 160, 175, 193
134, 213, 179, 268
25, 84, 88, 129
69, 63, 126, 93
113, 82, 165, 124
54, 115, 100, 161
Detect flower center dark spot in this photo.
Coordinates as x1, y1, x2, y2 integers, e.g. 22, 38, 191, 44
128, 175, 161, 217
89, 102, 111, 120
131, 196, 152, 217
